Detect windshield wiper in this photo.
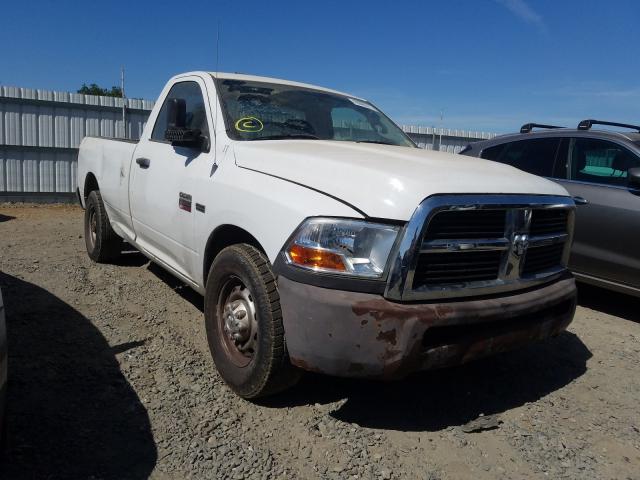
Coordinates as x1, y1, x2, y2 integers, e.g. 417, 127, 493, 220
355, 140, 396, 146
250, 134, 320, 141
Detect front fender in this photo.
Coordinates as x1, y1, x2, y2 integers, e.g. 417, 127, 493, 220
194, 167, 362, 287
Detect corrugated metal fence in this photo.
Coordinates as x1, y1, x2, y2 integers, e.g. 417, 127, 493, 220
402, 125, 496, 153
0, 85, 496, 202
0, 86, 153, 201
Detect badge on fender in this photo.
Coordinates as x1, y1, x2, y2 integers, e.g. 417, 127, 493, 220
179, 192, 192, 212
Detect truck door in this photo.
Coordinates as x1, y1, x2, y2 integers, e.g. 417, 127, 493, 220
129, 78, 214, 281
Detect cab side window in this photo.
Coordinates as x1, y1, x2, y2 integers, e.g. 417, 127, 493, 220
569, 138, 640, 187
151, 81, 210, 141
481, 138, 564, 177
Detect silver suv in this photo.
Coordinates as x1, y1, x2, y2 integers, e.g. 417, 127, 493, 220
461, 119, 640, 297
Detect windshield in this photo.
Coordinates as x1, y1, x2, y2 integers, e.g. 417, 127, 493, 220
214, 77, 415, 147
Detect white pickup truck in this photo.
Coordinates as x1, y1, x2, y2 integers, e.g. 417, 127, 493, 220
77, 72, 578, 398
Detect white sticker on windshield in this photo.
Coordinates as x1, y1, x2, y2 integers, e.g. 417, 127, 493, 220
348, 98, 376, 111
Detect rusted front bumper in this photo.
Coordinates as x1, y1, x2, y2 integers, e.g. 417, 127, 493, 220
278, 275, 577, 379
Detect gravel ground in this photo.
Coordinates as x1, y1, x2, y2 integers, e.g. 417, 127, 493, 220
0, 203, 639, 480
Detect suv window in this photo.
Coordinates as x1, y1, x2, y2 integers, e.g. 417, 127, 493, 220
151, 81, 210, 141
482, 138, 562, 177
480, 143, 506, 161
570, 138, 640, 187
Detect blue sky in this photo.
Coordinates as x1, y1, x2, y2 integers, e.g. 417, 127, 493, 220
1, 0, 638, 133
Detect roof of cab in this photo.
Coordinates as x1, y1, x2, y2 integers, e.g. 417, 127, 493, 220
207, 71, 365, 100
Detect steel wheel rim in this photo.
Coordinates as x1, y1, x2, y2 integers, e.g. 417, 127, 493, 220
217, 276, 258, 368
88, 206, 97, 249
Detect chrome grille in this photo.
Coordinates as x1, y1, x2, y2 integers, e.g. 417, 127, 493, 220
522, 243, 565, 276
385, 195, 576, 301
424, 209, 507, 240
530, 209, 568, 236
413, 250, 502, 287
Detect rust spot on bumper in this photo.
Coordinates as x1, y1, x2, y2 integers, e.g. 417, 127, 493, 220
376, 328, 397, 345
289, 356, 324, 374
352, 298, 448, 325
278, 275, 577, 380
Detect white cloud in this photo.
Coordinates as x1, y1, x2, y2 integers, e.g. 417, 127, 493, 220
495, 0, 547, 33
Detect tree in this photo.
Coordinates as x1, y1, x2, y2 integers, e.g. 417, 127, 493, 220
77, 83, 123, 97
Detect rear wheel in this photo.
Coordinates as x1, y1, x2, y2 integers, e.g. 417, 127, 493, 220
84, 190, 122, 263
204, 244, 300, 398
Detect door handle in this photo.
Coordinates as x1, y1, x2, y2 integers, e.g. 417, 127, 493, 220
573, 196, 588, 206
136, 157, 150, 169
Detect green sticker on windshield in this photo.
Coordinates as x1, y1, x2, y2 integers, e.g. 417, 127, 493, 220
235, 116, 264, 132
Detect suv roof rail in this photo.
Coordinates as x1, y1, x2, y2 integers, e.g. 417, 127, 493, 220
520, 123, 564, 134
577, 119, 640, 132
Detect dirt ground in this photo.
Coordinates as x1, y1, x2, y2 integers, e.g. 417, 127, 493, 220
0, 203, 638, 480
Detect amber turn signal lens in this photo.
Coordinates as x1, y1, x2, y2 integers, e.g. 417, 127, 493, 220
288, 244, 347, 271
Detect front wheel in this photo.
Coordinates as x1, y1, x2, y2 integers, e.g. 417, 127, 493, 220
84, 190, 122, 263
204, 244, 300, 398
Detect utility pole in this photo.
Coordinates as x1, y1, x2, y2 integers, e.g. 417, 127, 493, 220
439, 110, 444, 151
121, 66, 127, 139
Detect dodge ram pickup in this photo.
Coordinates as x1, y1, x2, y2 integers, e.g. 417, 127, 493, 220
77, 72, 578, 398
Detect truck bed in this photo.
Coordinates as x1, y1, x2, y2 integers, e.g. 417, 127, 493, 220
77, 136, 139, 240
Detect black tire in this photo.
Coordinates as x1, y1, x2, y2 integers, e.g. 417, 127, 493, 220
84, 190, 122, 263
204, 244, 300, 398
0, 408, 6, 458
0, 409, 6, 455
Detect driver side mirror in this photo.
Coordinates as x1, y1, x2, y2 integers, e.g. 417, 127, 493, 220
164, 98, 206, 150
628, 167, 640, 191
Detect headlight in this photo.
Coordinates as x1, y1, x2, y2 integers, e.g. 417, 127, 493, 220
284, 218, 400, 278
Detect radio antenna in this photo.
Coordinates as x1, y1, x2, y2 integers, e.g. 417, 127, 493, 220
215, 20, 221, 76
211, 21, 221, 175
215, 22, 221, 125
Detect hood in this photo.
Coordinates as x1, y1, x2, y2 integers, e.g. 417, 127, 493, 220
232, 140, 569, 220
